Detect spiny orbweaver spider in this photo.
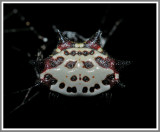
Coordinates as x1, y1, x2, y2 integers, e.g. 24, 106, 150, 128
4, 5, 130, 115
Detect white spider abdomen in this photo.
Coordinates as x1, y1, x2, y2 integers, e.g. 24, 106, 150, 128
40, 48, 119, 96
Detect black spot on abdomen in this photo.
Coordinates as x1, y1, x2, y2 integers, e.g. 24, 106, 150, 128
82, 61, 94, 69
65, 61, 77, 69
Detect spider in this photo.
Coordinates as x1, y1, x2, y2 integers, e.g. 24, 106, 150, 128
4, 4, 132, 128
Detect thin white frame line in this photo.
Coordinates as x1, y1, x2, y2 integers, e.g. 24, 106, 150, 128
156, 1, 159, 130
1, 1, 159, 3
1, 1, 158, 131
1, 128, 159, 131
1, 1, 4, 131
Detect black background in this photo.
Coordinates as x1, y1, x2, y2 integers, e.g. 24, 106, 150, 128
4, 4, 156, 128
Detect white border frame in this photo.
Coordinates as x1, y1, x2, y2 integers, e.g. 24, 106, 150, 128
1, 1, 159, 131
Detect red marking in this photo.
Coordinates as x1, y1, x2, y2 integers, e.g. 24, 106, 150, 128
42, 56, 64, 73
92, 76, 95, 78
41, 74, 57, 87
85, 40, 101, 50
89, 50, 94, 55
114, 72, 119, 80
95, 56, 119, 76
58, 41, 72, 51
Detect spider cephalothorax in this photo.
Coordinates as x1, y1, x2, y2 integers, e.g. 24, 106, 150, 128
40, 30, 119, 96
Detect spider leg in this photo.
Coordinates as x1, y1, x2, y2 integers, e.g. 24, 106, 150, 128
117, 82, 126, 88
9, 82, 41, 114
10, 91, 40, 114
115, 60, 132, 72
5, 80, 41, 96
101, 19, 123, 48
5, 87, 33, 96
5, 8, 56, 116
48, 91, 60, 105
102, 91, 113, 105
107, 19, 123, 38
31, 49, 44, 78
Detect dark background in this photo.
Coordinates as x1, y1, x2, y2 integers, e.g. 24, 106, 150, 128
4, 4, 156, 128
